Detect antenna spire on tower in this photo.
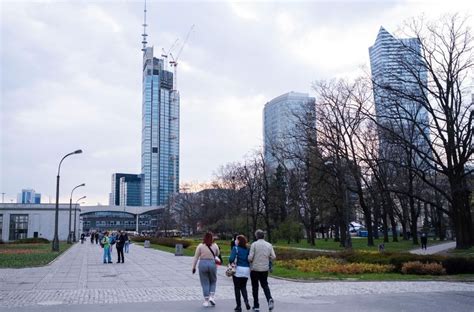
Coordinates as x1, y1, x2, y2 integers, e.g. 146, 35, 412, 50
141, 0, 148, 51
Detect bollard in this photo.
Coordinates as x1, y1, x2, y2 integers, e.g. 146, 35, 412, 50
175, 243, 183, 256
144, 240, 150, 248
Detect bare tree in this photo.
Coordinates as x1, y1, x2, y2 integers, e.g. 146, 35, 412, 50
370, 15, 473, 248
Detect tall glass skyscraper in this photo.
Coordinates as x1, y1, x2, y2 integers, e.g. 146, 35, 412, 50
263, 92, 315, 169
141, 47, 180, 206
369, 27, 429, 162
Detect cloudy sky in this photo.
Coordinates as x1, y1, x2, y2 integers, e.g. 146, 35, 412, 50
1, 0, 471, 205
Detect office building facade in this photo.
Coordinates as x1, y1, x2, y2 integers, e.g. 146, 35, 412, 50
109, 173, 142, 206
17, 189, 41, 204
263, 92, 315, 169
141, 47, 180, 206
119, 175, 142, 206
369, 27, 430, 164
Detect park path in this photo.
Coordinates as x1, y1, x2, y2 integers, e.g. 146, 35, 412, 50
410, 241, 457, 255
0, 241, 473, 309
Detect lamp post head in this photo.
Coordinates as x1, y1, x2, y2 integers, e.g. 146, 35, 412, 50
74, 149, 83, 154
79, 183, 85, 187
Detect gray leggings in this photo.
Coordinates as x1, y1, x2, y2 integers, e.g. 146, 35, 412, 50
198, 259, 217, 298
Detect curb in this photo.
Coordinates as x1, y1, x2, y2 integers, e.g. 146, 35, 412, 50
47, 242, 77, 266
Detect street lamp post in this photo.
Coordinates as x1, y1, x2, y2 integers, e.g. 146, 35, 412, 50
68, 184, 85, 244
52, 149, 83, 252
73, 196, 86, 242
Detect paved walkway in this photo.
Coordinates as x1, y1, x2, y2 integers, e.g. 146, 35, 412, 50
0, 242, 473, 309
410, 241, 457, 255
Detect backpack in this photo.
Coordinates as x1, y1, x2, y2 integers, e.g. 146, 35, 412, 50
100, 236, 107, 248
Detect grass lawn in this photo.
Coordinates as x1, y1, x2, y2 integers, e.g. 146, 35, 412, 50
134, 240, 235, 265
0, 242, 72, 268
273, 237, 442, 253
135, 242, 196, 257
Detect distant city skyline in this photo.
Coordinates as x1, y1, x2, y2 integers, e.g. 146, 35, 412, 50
1, 0, 471, 205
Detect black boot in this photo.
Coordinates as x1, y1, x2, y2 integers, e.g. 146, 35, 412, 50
244, 300, 251, 310
234, 306, 242, 312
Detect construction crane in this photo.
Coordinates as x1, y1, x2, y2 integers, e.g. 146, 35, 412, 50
161, 38, 179, 70
169, 24, 195, 90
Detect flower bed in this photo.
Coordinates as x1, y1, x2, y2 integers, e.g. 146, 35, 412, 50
274, 248, 474, 275
280, 256, 395, 274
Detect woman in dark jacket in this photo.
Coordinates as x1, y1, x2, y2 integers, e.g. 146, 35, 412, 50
229, 235, 251, 311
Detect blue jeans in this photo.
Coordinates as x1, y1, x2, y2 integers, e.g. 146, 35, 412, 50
103, 246, 111, 263
198, 259, 217, 298
124, 241, 129, 253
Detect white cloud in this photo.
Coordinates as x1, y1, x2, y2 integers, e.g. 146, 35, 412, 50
86, 4, 122, 33
229, 1, 260, 21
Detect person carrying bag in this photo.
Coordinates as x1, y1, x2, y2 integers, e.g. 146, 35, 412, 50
229, 235, 251, 312
192, 232, 220, 307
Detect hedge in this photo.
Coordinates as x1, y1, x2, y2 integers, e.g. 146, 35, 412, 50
442, 257, 474, 274
14, 238, 50, 244
401, 261, 446, 275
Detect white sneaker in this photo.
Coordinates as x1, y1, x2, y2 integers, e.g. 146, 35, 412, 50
209, 296, 216, 306
203, 300, 209, 307
268, 298, 274, 310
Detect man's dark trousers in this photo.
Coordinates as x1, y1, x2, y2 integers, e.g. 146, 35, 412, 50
117, 247, 124, 263
250, 271, 272, 309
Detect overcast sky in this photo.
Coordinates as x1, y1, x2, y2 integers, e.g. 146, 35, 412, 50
1, 0, 471, 205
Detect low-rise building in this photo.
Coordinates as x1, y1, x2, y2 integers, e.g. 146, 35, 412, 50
0, 203, 79, 242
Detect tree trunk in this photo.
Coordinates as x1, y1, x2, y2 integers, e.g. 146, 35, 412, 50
409, 198, 419, 245
382, 205, 389, 243
386, 192, 399, 242
401, 221, 408, 240
373, 202, 380, 239
334, 223, 340, 242
364, 212, 374, 247
451, 176, 473, 248
339, 218, 346, 247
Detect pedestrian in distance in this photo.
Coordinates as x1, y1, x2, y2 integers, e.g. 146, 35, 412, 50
248, 229, 276, 312
124, 232, 130, 253
231, 233, 238, 249
192, 232, 221, 307
421, 232, 428, 250
80, 233, 85, 244
116, 231, 125, 263
90, 231, 95, 244
229, 235, 251, 312
97, 232, 103, 245
101, 231, 112, 264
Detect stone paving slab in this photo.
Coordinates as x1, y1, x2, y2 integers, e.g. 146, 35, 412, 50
0, 242, 473, 308
3, 292, 474, 312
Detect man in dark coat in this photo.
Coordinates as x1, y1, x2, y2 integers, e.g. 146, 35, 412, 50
116, 231, 126, 263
